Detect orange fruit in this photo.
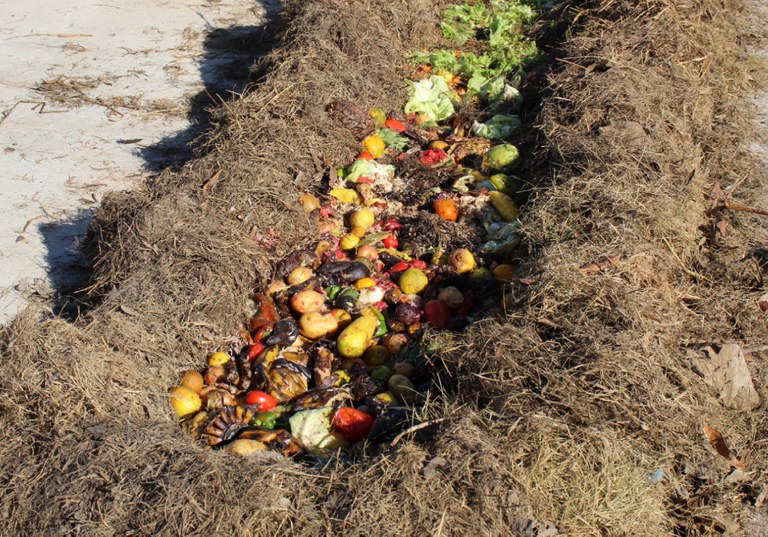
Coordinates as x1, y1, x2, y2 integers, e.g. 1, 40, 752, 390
361, 135, 386, 159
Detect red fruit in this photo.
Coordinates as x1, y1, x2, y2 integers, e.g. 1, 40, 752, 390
356, 176, 374, 184
382, 235, 398, 249
246, 342, 266, 360
319, 204, 334, 218
418, 148, 450, 167
390, 261, 410, 273
332, 407, 374, 443
423, 299, 452, 330
382, 219, 402, 232
384, 118, 407, 132
410, 259, 427, 270
245, 391, 278, 411
357, 151, 375, 160
252, 323, 274, 342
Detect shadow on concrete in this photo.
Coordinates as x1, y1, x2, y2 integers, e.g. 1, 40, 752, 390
39, 2, 283, 319
139, 0, 283, 172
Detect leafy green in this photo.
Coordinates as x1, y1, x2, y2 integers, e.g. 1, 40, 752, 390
467, 73, 507, 101
472, 114, 521, 140
412, 1, 541, 87
375, 128, 409, 151
441, 2, 488, 45
404, 75, 456, 124
289, 408, 347, 454
344, 159, 395, 184
410, 50, 460, 74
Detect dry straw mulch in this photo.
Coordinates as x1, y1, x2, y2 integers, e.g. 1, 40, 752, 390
1, 0, 766, 535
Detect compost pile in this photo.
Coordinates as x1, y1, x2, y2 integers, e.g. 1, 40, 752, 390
1, 0, 766, 533
170, 0, 540, 458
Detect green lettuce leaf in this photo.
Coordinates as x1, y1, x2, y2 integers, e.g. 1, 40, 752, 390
404, 75, 456, 124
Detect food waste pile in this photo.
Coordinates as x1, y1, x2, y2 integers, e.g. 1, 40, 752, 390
168, 0, 542, 460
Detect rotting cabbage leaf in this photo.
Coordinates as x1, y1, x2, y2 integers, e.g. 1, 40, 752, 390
344, 158, 395, 184
289, 408, 348, 454
404, 75, 456, 124
472, 114, 521, 140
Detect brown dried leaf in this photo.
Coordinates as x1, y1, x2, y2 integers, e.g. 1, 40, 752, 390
758, 293, 768, 312
715, 220, 727, 236
699, 344, 760, 411
703, 425, 746, 470
202, 170, 222, 191
579, 255, 622, 275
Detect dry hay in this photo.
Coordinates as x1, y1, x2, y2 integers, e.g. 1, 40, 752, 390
1, 0, 767, 535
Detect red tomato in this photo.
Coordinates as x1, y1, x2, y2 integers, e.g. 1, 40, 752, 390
382, 234, 398, 249
357, 151, 374, 160
384, 118, 407, 132
356, 176, 374, 184
246, 342, 266, 360
418, 148, 450, 167
423, 299, 452, 330
410, 259, 427, 270
245, 391, 277, 411
332, 407, 374, 443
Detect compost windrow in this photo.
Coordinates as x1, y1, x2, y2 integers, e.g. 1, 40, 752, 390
170, 0, 540, 460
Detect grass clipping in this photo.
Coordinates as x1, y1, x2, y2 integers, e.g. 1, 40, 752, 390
1, 0, 767, 535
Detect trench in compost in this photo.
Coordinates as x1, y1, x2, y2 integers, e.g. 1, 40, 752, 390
170, 0, 580, 463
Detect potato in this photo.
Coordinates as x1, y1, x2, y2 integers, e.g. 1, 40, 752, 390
392, 362, 415, 378
337, 316, 377, 358
290, 289, 326, 314
329, 308, 353, 330
299, 311, 339, 340
226, 439, 268, 457
287, 266, 313, 286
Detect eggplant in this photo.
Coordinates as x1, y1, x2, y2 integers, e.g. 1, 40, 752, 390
273, 249, 317, 279
318, 261, 371, 285
263, 319, 299, 347
379, 251, 404, 268
368, 408, 411, 442
334, 294, 359, 314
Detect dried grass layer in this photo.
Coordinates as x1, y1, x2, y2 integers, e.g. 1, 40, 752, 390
1, 0, 766, 535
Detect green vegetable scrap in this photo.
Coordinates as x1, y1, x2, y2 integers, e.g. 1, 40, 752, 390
289, 408, 348, 454
404, 75, 456, 124
472, 114, 521, 140
375, 128, 410, 151
344, 159, 395, 184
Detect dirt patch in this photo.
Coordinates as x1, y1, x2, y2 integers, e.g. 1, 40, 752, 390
0, 0, 766, 535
